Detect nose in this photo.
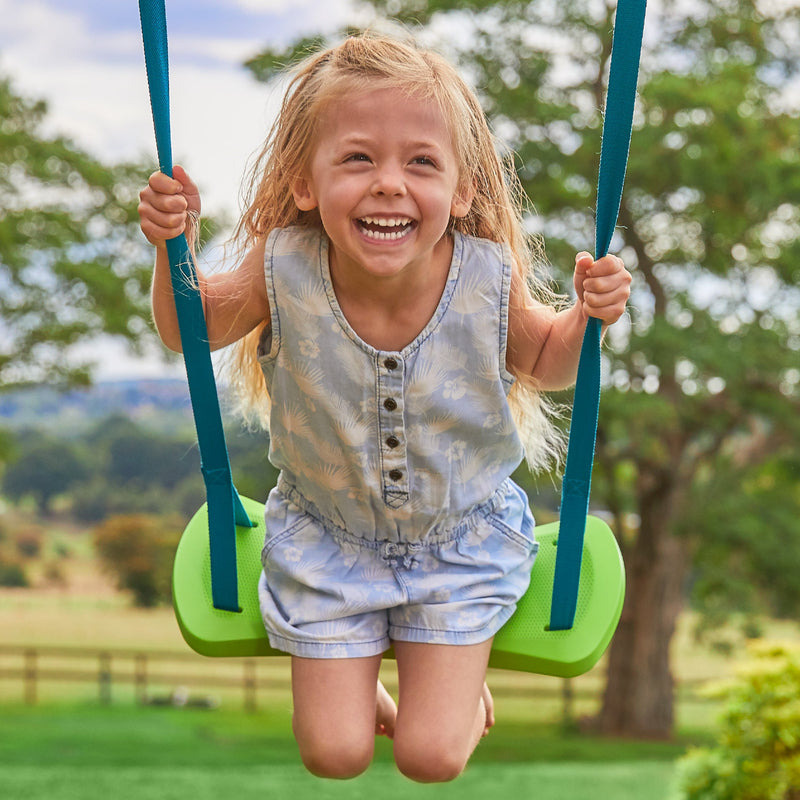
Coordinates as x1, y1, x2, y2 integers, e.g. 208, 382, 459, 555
371, 162, 406, 197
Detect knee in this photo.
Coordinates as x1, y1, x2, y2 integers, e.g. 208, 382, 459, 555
393, 738, 467, 783
295, 726, 373, 779
299, 743, 373, 780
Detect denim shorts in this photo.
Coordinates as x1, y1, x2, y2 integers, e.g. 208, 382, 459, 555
258, 478, 538, 659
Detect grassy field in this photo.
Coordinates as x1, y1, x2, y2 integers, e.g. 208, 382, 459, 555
0, 704, 682, 800
2, 511, 798, 799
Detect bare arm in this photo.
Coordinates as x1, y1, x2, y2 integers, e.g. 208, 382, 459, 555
507, 252, 631, 391
139, 167, 269, 353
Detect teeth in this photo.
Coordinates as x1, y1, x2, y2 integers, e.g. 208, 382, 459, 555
362, 228, 410, 240
358, 216, 414, 241
361, 216, 412, 227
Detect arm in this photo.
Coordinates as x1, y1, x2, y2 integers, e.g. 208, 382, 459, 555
507, 252, 631, 391
139, 166, 269, 353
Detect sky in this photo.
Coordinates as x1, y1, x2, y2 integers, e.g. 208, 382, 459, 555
0, 0, 352, 379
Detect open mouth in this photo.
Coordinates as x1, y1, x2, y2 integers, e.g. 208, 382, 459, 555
357, 216, 415, 241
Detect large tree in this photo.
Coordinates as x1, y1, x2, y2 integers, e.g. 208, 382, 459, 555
247, 0, 800, 737
0, 74, 156, 389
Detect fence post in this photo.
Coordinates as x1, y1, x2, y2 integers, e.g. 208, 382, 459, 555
244, 660, 257, 713
98, 652, 112, 705
134, 653, 148, 705
561, 678, 574, 727
24, 648, 37, 705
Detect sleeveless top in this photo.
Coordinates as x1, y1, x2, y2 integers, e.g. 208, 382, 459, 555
258, 226, 526, 544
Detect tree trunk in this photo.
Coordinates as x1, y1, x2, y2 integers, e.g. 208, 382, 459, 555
595, 475, 690, 739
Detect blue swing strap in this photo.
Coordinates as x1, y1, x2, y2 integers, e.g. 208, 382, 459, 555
548, 0, 647, 631
139, 0, 253, 614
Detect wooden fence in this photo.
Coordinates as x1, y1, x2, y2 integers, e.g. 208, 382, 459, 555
0, 645, 286, 713
0, 644, 601, 718
0, 645, 715, 720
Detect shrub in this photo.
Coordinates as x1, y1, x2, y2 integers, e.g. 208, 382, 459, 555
15, 526, 43, 559
93, 514, 182, 607
675, 641, 800, 800
0, 557, 29, 587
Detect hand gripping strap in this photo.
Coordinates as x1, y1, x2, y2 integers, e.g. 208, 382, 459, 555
549, 0, 646, 631
139, 0, 252, 614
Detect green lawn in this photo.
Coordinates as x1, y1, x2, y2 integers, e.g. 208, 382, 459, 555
0, 704, 685, 800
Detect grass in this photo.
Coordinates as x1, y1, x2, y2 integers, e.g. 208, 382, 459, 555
0, 704, 682, 800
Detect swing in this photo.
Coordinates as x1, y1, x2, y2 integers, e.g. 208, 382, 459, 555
139, 0, 646, 679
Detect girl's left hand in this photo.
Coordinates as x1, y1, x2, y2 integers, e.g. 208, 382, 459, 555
573, 252, 632, 326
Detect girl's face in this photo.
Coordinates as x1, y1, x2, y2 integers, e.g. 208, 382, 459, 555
292, 87, 473, 285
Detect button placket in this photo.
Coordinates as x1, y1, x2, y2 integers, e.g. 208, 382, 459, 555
377, 353, 408, 507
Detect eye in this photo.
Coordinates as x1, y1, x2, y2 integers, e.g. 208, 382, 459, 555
411, 155, 436, 167
344, 152, 371, 163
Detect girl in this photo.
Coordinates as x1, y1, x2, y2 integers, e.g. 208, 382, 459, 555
139, 33, 631, 783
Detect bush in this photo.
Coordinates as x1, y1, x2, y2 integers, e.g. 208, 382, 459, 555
675, 641, 800, 800
93, 514, 182, 607
15, 526, 43, 559
0, 558, 29, 587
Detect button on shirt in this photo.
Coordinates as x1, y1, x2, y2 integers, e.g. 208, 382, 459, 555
259, 226, 525, 543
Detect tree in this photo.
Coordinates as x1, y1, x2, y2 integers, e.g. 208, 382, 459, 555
2, 434, 90, 514
247, 0, 800, 737
0, 73, 155, 389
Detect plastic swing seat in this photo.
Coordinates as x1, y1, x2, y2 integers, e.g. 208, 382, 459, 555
172, 497, 624, 678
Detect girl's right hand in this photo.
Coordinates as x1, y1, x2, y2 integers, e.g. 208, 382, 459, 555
138, 165, 201, 249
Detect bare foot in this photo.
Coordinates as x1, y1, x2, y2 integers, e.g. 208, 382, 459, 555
375, 680, 397, 739
481, 682, 495, 737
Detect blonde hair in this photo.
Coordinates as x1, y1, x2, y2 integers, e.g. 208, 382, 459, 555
225, 31, 566, 473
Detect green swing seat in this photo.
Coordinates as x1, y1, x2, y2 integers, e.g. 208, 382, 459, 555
173, 497, 624, 678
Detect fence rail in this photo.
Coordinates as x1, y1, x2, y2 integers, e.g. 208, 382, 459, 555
0, 645, 288, 712
0, 644, 714, 717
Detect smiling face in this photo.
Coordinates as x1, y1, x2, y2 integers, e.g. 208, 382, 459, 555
291, 87, 473, 287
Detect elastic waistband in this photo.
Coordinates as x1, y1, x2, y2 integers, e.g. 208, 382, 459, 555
276, 473, 515, 548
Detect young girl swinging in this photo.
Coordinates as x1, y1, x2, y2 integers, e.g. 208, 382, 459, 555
138, 32, 631, 783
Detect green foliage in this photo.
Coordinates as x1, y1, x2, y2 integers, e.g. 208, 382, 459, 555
2, 434, 91, 513
682, 451, 800, 639
1, 414, 276, 528
0, 557, 28, 588
675, 642, 800, 800
0, 74, 158, 390
93, 514, 182, 607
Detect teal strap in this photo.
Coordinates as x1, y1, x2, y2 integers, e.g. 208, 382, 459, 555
139, 0, 252, 614
549, 0, 646, 631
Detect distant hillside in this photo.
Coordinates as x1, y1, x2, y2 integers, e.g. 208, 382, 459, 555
0, 379, 195, 433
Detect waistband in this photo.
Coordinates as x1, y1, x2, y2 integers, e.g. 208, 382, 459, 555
275, 472, 516, 547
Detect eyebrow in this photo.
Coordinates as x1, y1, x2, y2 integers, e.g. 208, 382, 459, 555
338, 134, 445, 152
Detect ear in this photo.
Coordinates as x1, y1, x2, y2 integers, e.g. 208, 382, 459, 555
450, 181, 475, 219
292, 175, 318, 212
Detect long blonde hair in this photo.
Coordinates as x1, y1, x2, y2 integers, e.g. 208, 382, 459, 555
225, 31, 566, 473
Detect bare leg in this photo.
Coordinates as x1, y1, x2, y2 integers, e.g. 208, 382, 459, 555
391, 639, 494, 783
291, 654, 383, 779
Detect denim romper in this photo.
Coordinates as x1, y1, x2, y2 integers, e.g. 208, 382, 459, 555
257, 226, 538, 658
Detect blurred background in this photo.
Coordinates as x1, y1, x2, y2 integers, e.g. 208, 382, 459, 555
1, 1, 799, 798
